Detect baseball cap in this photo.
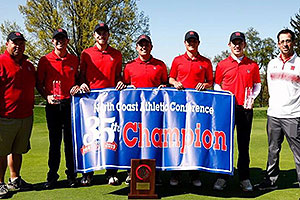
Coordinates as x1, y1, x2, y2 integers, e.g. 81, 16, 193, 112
229, 31, 245, 42
94, 23, 109, 32
185, 31, 199, 41
136, 34, 152, 44
7, 31, 26, 41
53, 28, 68, 39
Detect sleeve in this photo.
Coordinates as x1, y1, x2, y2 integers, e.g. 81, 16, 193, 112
214, 84, 222, 91
115, 52, 123, 84
36, 57, 47, 99
0, 63, 5, 83
169, 58, 178, 79
79, 51, 87, 85
253, 63, 261, 83
73, 56, 80, 85
251, 83, 261, 99
161, 62, 168, 84
205, 60, 213, 85
214, 63, 223, 85
123, 64, 131, 85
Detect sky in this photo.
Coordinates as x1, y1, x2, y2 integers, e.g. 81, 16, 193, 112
1, 0, 300, 67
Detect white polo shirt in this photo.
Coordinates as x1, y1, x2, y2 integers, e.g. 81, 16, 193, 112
267, 53, 300, 118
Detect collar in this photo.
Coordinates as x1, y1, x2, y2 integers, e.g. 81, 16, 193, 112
230, 54, 244, 63
93, 44, 110, 53
4, 50, 28, 64
50, 50, 68, 61
136, 55, 153, 64
278, 52, 296, 63
183, 52, 201, 61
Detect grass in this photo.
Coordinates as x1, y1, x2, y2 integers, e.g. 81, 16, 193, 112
4, 107, 299, 199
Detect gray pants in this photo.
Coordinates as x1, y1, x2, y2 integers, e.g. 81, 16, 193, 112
266, 116, 300, 183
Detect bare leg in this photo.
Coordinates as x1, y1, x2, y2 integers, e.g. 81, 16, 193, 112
7, 153, 22, 179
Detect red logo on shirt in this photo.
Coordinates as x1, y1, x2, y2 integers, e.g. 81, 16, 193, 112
291, 66, 295, 70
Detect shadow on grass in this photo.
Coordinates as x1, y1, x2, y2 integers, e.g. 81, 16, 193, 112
110, 168, 299, 199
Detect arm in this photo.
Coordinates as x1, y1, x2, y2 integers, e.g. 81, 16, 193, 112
169, 58, 184, 89
36, 57, 47, 100
195, 60, 213, 91
169, 77, 184, 89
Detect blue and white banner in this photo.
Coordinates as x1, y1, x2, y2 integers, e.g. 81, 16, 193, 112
71, 88, 235, 175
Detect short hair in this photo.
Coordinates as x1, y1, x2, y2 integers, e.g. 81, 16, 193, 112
277, 29, 295, 42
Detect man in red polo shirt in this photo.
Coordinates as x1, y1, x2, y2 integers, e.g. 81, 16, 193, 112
121, 34, 168, 185
0, 32, 35, 198
71, 23, 125, 186
168, 30, 213, 187
36, 29, 79, 189
123, 34, 168, 88
169, 30, 213, 91
213, 31, 261, 192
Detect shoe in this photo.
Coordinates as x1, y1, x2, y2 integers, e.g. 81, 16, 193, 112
7, 177, 33, 191
43, 179, 57, 190
255, 179, 278, 191
191, 178, 201, 187
125, 172, 131, 185
155, 176, 163, 186
169, 174, 179, 186
213, 178, 227, 191
240, 179, 253, 192
107, 176, 119, 186
0, 183, 8, 199
67, 178, 77, 188
80, 174, 92, 186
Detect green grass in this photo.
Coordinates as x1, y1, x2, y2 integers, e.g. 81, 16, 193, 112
4, 107, 299, 199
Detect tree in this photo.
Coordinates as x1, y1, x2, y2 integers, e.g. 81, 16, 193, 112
245, 28, 277, 107
18, 0, 150, 64
213, 27, 277, 107
0, 21, 24, 53
291, 9, 300, 55
212, 50, 230, 66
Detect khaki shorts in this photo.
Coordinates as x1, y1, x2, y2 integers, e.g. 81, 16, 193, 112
0, 115, 33, 156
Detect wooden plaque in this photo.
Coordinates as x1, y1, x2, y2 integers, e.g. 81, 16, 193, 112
128, 159, 158, 199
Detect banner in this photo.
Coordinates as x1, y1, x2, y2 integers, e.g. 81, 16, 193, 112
71, 88, 235, 175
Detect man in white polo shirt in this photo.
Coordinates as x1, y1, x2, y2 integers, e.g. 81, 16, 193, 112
257, 29, 300, 190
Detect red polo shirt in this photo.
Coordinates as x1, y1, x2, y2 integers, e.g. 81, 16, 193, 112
214, 56, 261, 105
37, 50, 79, 99
79, 45, 122, 89
123, 56, 168, 87
169, 52, 213, 89
0, 51, 35, 118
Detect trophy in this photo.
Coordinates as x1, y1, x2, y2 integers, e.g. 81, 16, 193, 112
128, 159, 158, 199
53, 80, 62, 103
243, 87, 253, 109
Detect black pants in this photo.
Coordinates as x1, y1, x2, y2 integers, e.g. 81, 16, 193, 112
219, 105, 253, 181
45, 100, 76, 181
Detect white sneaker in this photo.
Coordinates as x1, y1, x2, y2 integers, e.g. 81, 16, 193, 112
108, 176, 119, 186
240, 179, 253, 192
192, 179, 202, 187
213, 178, 227, 190
125, 174, 131, 185
0, 183, 8, 198
169, 176, 179, 186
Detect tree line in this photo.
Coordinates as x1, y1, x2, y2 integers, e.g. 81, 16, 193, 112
0, 1, 299, 107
